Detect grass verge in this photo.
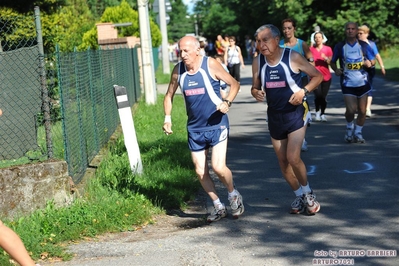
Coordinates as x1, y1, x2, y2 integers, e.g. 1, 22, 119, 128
0, 94, 199, 265
375, 46, 399, 82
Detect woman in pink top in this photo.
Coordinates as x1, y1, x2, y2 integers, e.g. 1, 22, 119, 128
310, 31, 333, 122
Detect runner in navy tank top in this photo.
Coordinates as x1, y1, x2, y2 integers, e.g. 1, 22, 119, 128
280, 18, 315, 152
177, 56, 229, 132
251, 24, 323, 215
163, 36, 245, 222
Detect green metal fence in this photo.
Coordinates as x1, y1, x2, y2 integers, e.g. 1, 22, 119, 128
0, 12, 43, 161
56, 46, 141, 183
1, 7, 143, 184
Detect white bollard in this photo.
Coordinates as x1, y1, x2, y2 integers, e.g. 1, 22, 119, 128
113, 85, 143, 174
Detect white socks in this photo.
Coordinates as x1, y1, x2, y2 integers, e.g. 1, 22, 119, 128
294, 187, 303, 197
294, 182, 312, 196
301, 182, 312, 194
228, 189, 239, 199
213, 198, 223, 209
213, 189, 239, 208
355, 125, 363, 134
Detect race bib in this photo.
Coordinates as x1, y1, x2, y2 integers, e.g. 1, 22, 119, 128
345, 61, 363, 70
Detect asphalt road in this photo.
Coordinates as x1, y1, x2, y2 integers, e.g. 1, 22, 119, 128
44, 61, 399, 266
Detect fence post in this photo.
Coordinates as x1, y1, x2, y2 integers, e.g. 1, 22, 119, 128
34, 6, 53, 158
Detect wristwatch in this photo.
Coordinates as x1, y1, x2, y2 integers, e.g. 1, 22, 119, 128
302, 87, 309, 96
223, 99, 232, 107
307, 58, 314, 63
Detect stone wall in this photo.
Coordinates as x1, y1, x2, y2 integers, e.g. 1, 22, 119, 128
0, 161, 72, 219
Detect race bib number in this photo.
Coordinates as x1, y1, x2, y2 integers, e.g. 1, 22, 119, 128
345, 61, 363, 70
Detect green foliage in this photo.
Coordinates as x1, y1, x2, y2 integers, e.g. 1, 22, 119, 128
0, 0, 66, 13
87, 0, 138, 19
0, 7, 37, 50
55, 0, 95, 52
99, 0, 161, 47
0, 189, 158, 264
101, 0, 139, 37
2, 0, 399, 53
80, 27, 100, 50
0, 0, 96, 53
1, 0, 162, 54
193, 0, 399, 51
167, 0, 193, 42
80, 0, 161, 49
201, 3, 238, 39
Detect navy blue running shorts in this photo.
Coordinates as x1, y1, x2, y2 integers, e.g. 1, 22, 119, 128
267, 104, 308, 140
341, 84, 371, 98
188, 127, 229, 151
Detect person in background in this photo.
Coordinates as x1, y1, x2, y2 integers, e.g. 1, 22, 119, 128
215, 35, 225, 56
214, 54, 230, 99
330, 22, 375, 143
224, 36, 245, 86
280, 18, 314, 152
163, 36, 244, 223
310, 31, 333, 122
205, 40, 216, 57
310, 25, 328, 45
222, 34, 230, 52
251, 38, 259, 58
245, 35, 253, 60
199, 40, 206, 56
251, 24, 323, 215
0, 220, 41, 266
357, 24, 386, 117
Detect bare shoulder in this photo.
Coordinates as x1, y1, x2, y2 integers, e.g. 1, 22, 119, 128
289, 49, 304, 61
302, 40, 310, 49
208, 57, 222, 71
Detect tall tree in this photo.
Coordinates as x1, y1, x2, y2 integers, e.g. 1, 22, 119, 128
199, 2, 237, 40
55, 0, 95, 52
167, 0, 193, 42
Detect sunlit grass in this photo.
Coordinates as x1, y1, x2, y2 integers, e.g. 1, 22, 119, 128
378, 46, 399, 82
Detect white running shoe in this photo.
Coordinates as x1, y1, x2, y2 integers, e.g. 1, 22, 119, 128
321, 114, 327, 122
315, 111, 321, 121
229, 193, 244, 218
353, 132, 365, 143
290, 196, 305, 214
207, 204, 227, 222
304, 191, 320, 215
